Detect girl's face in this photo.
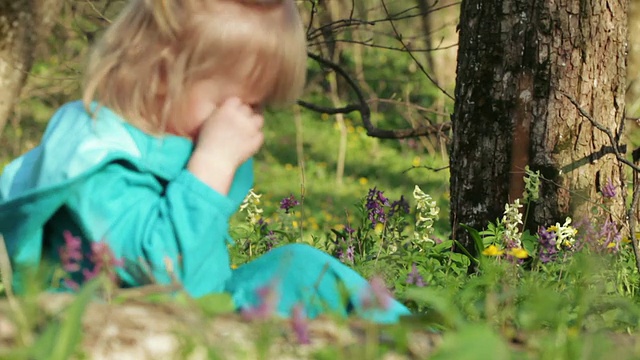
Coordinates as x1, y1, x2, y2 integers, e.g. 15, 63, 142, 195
167, 73, 265, 140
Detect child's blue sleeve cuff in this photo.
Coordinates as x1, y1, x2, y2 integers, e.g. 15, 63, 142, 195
172, 170, 236, 219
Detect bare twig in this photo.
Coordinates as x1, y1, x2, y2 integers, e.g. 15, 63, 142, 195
560, 91, 639, 172
402, 165, 450, 173
299, 52, 452, 139
628, 154, 640, 277
305, 0, 317, 36
368, 98, 451, 117
380, 0, 455, 100
305, 2, 461, 42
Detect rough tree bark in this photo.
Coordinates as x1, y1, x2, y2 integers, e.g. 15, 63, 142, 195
0, 0, 62, 137
451, 0, 628, 253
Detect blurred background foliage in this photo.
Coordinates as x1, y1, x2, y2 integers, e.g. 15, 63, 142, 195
0, 0, 460, 240
3, 0, 640, 239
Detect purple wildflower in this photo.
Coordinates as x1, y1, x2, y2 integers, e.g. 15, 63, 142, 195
242, 284, 279, 320
365, 187, 390, 228
342, 245, 355, 264
599, 218, 622, 253
406, 263, 426, 287
59, 230, 83, 272
537, 226, 558, 264
332, 234, 355, 264
389, 195, 410, 217
265, 230, 279, 251
344, 225, 355, 235
573, 216, 595, 252
334, 237, 356, 264
361, 276, 392, 311
601, 179, 617, 199
280, 194, 300, 214
257, 218, 269, 233
291, 304, 311, 344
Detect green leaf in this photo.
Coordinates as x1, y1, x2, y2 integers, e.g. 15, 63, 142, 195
404, 287, 465, 329
521, 229, 537, 256
31, 278, 101, 360
433, 240, 454, 253
193, 293, 236, 317
453, 239, 479, 265
460, 223, 484, 257
430, 324, 511, 360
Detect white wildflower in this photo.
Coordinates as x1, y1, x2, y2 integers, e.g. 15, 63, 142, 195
413, 185, 440, 244
240, 189, 263, 225
549, 217, 578, 250
501, 199, 523, 248
523, 166, 541, 203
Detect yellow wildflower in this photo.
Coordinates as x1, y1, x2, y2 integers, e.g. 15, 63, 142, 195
359, 177, 369, 186
482, 244, 504, 256
374, 222, 385, 235
508, 247, 529, 259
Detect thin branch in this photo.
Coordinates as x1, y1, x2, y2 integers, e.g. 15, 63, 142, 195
308, 38, 459, 53
380, 0, 454, 100
297, 101, 361, 115
305, 0, 316, 36
299, 52, 452, 139
402, 165, 450, 173
306, 2, 461, 42
368, 98, 451, 117
628, 158, 640, 278
560, 91, 639, 172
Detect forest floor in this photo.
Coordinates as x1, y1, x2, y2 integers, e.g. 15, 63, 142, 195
0, 292, 442, 360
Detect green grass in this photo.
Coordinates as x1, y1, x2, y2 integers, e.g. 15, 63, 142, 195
249, 108, 451, 239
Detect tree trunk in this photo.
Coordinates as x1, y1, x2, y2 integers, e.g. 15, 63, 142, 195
0, 1, 35, 136
0, 0, 62, 136
451, 0, 628, 254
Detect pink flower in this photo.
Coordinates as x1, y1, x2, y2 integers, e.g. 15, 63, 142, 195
242, 284, 279, 320
63, 278, 80, 291
83, 241, 124, 283
291, 304, 311, 344
59, 230, 83, 272
361, 276, 393, 311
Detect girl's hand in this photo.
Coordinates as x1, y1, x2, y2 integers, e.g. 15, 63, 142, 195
187, 97, 264, 194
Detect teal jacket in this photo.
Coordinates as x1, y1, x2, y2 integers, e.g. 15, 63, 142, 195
0, 101, 411, 322
0, 101, 252, 296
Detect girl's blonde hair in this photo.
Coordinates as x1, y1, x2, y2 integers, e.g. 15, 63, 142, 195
83, 0, 307, 135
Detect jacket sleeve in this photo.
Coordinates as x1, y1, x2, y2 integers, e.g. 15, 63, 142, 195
70, 160, 246, 297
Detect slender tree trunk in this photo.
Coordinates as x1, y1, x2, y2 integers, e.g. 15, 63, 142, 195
0, 1, 35, 136
0, 0, 63, 136
416, 0, 437, 77
451, 0, 628, 254
317, 0, 349, 187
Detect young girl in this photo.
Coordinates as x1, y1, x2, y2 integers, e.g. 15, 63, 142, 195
0, 0, 410, 323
